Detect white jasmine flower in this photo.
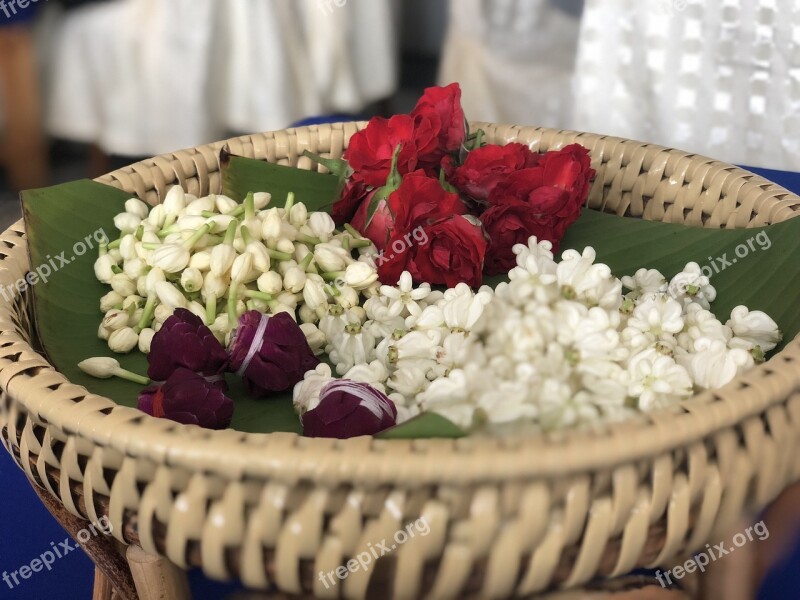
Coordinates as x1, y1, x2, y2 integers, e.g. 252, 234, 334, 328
364, 295, 404, 323
319, 305, 364, 340
162, 186, 187, 217
293, 363, 334, 414
97, 323, 111, 341
379, 272, 433, 317
627, 349, 693, 410
103, 309, 130, 331
147, 204, 167, 229
189, 250, 212, 272
261, 209, 283, 242
364, 316, 407, 340
113, 213, 140, 234
308, 212, 336, 241
302, 274, 329, 311
509, 238, 558, 284
283, 267, 307, 294
726, 306, 782, 352
328, 323, 376, 375
108, 327, 139, 353
668, 263, 716, 309
344, 360, 390, 392
125, 198, 150, 220
123, 258, 147, 280
245, 240, 271, 272
676, 304, 731, 351
621, 268, 668, 300
215, 194, 239, 214
119, 235, 138, 261
99, 291, 123, 312
211, 242, 236, 278
289, 203, 308, 228
155, 282, 187, 310
344, 262, 378, 290
138, 328, 156, 353
627, 296, 684, 340
299, 323, 326, 355
314, 243, 351, 272
298, 304, 318, 325
231, 252, 254, 283
405, 304, 444, 330
253, 192, 272, 210
335, 286, 360, 310
441, 284, 493, 331
201, 272, 229, 301
110, 274, 137, 297
417, 370, 474, 427
185, 195, 216, 216
679, 337, 754, 389
94, 255, 117, 284
154, 304, 173, 324
258, 271, 284, 296
151, 244, 191, 274
556, 247, 622, 310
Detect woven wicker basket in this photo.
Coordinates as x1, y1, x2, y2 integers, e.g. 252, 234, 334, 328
2, 123, 800, 599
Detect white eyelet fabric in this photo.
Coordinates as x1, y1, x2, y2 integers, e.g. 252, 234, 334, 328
573, 0, 800, 171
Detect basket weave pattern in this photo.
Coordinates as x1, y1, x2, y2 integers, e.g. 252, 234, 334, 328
1, 123, 800, 599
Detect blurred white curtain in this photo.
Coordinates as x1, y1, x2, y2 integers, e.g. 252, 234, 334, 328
439, 0, 582, 128
573, 0, 800, 170
45, 0, 398, 156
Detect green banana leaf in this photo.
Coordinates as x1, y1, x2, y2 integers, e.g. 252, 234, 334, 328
20, 155, 800, 439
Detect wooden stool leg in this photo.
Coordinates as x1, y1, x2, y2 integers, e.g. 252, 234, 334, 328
126, 545, 191, 600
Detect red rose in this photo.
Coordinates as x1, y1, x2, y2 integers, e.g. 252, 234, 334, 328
490, 144, 595, 227
450, 143, 540, 202
411, 83, 467, 165
378, 215, 487, 288
332, 179, 373, 226
349, 194, 394, 252
388, 171, 467, 232
345, 115, 437, 188
481, 201, 561, 275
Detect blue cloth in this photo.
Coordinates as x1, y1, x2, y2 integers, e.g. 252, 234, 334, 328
0, 0, 39, 26
0, 163, 798, 599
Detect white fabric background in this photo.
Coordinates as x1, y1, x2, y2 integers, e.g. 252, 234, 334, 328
573, 0, 800, 170
45, 0, 398, 156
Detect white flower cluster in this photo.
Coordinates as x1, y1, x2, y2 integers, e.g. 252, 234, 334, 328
93, 186, 380, 354
294, 271, 494, 424
406, 239, 781, 431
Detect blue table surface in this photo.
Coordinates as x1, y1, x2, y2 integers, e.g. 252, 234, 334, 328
2, 164, 799, 600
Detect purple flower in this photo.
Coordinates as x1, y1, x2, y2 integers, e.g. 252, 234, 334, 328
138, 368, 234, 429
302, 380, 397, 439
228, 311, 320, 397
147, 308, 228, 383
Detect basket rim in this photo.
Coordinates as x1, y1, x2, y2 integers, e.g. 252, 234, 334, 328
5, 121, 800, 484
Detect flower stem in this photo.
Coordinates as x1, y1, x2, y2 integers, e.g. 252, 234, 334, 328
266, 249, 293, 261
107, 239, 122, 250
227, 206, 245, 218
244, 192, 255, 222
351, 239, 372, 249
222, 220, 237, 246
205, 294, 217, 325
184, 223, 213, 249
227, 285, 240, 327
299, 253, 314, 271
141, 242, 160, 250
344, 224, 363, 239
112, 367, 150, 386
342, 236, 352, 252
201, 211, 217, 218
135, 295, 157, 332
244, 290, 275, 302
284, 192, 295, 213
325, 284, 341, 297
297, 234, 322, 246
322, 271, 345, 282
240, 225, 253, 246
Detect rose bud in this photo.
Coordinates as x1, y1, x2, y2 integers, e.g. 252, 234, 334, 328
138, 368, 233, 430
228, 311, 320, 397
147, 308, 229, 383
302, 380, 397, 439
